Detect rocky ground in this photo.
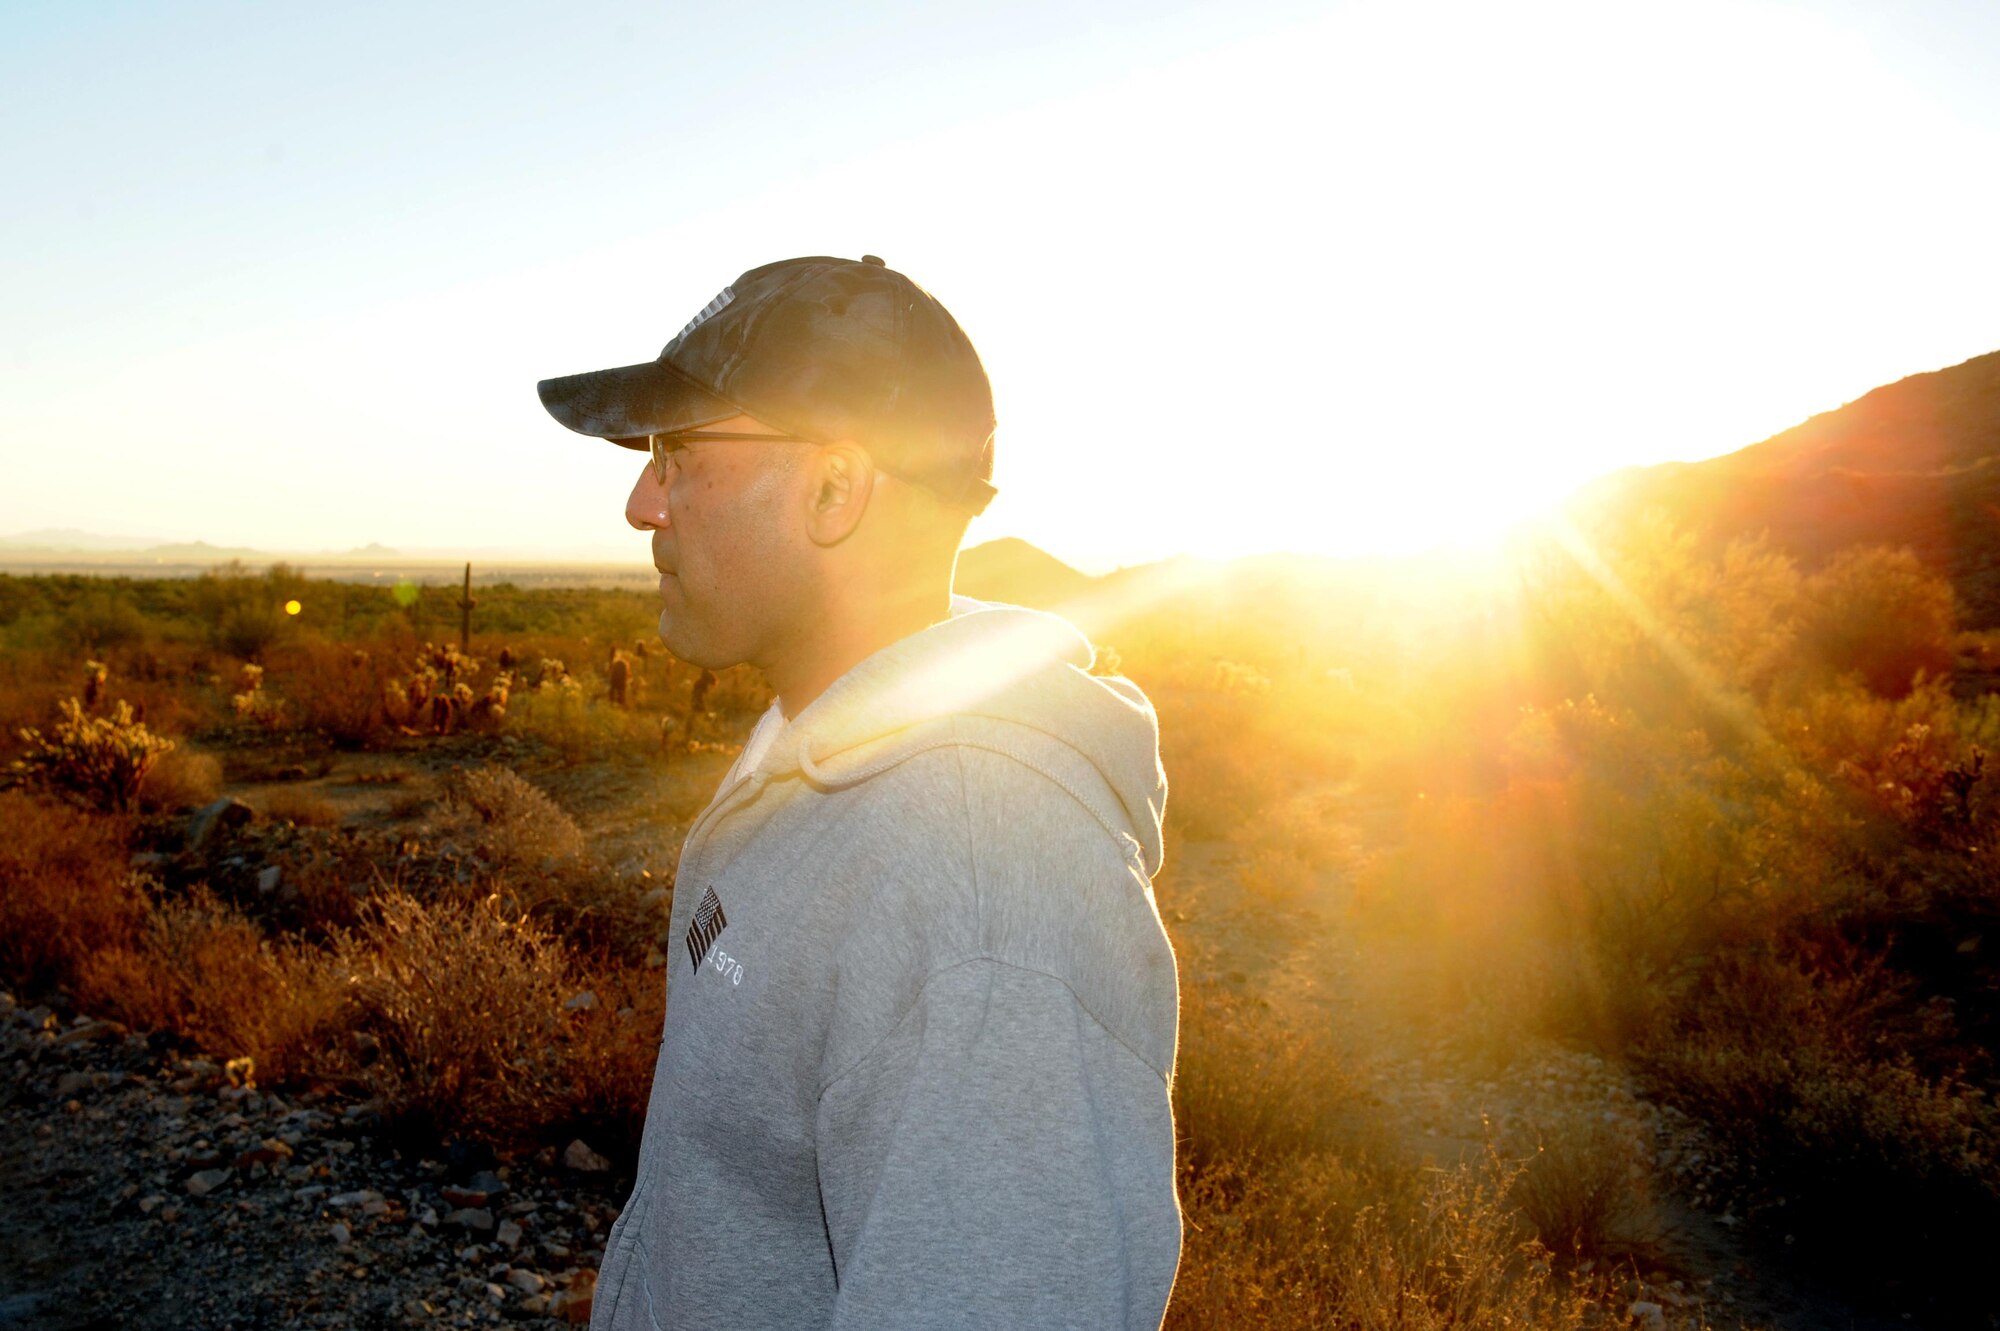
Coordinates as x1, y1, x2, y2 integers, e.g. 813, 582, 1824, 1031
0, 988, 623, 1330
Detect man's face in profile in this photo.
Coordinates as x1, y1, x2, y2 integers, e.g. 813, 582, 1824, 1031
624, 414, 814, 671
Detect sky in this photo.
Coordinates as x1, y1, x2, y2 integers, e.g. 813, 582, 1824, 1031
5, 0, 2000, 573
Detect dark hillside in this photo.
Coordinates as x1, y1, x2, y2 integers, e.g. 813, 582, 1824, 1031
952, 537, 1094, 609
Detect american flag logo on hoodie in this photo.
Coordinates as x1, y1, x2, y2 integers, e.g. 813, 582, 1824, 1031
686, 885, 728, 972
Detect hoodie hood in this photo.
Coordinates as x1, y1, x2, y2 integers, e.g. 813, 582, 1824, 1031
753, 596, 1168, 876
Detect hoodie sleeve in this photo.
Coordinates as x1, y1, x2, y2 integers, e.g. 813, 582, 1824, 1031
813, 957, 1181, 1330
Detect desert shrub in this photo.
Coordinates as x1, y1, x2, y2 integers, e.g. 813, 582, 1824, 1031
1796, 546, 1956, 697
1236, 846, 1316, 905
11, 697, 176, 811
440, 765, 585, 867
57, 590, 150, 654
1173, 986, 1371, 1179
1169, 1147, 1612, 1331
260, 787, 342, 828
0, 792, 144, 994
330, 892, 576, 1144
1158, 691, 1281, 841
76, 888, 342, 1084
548, 961, 669, 1159
191, 561, 310, 659
506, 669, 655, 764
0, 654, 73, 764
268, 639, 392, 746
137, 746, 222, 812
1504, 1104, 1651, 1257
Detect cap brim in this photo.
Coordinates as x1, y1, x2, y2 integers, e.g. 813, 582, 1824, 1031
537, 359, 740, 447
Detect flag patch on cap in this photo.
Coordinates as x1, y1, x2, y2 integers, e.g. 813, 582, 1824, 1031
686, 885, 728, 971
664, 286, 736, 355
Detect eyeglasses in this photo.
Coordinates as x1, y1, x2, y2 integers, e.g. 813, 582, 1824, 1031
646, 429, 814, 486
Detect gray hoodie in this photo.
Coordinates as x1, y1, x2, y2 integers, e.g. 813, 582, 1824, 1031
591, 596, 1181, 1330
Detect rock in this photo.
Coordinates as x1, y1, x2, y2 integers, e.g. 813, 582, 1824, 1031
328, 1189, 384, 1209
550, 1274, 596, 1324
483, 1282, 507, 1305
506, 1269, 545, 1294
53, 1020, 124, 1047
467, 1168, 506, 1195
137, 1194, 167, 1214
1628, 1301, 1666, 1331
184, 1169, 231, 1196
185, 798, 254, 852
519, 1293, 551, 1315
495, 1219, 524, 1249
445, 1139, 497, 1178
446, 1207, 495, 1232
330, 1220, 352, 1244
563, 1140, 610, 1173
441, 1185, 489, 1208
54, 1071, 94, 1098
418, 1207, 440, 1228
256, 864, 283, 893
562, 990, 598, 1012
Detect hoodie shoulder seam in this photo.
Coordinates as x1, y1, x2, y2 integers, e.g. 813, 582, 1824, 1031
948, 718, 987, 987
949, 734, 1142, 864
816, 954, 1171, 1101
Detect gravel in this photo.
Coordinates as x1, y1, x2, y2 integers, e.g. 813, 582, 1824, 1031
0, 989, 619, 1329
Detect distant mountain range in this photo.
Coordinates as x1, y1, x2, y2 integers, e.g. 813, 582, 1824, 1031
1570, 349, 2000, 627
0, 532, 405, 561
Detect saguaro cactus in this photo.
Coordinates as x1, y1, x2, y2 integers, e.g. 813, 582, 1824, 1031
458, 562, 477, 656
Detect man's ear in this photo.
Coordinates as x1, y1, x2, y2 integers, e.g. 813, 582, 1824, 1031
801, 442, 875, 547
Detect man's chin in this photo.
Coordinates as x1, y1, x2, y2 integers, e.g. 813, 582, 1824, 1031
655, 612, 739, 673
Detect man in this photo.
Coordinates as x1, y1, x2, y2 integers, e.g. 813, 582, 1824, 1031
537, 254, 1180, 1329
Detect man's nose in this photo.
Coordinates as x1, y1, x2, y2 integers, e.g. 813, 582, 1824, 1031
626, 463, 668, 531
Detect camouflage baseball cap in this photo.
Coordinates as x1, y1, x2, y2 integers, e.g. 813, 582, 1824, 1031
537, 254, 997, 514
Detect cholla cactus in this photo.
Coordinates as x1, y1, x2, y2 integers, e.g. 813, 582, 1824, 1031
380, 643, 494, 734
468, 671, 512, 728
82, 660, 109, 709
535, 658, 570, 690
12, 697, 176, 811
608, 653, 632, 708
230, 662, 283, 726
417, 640, 481, 688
